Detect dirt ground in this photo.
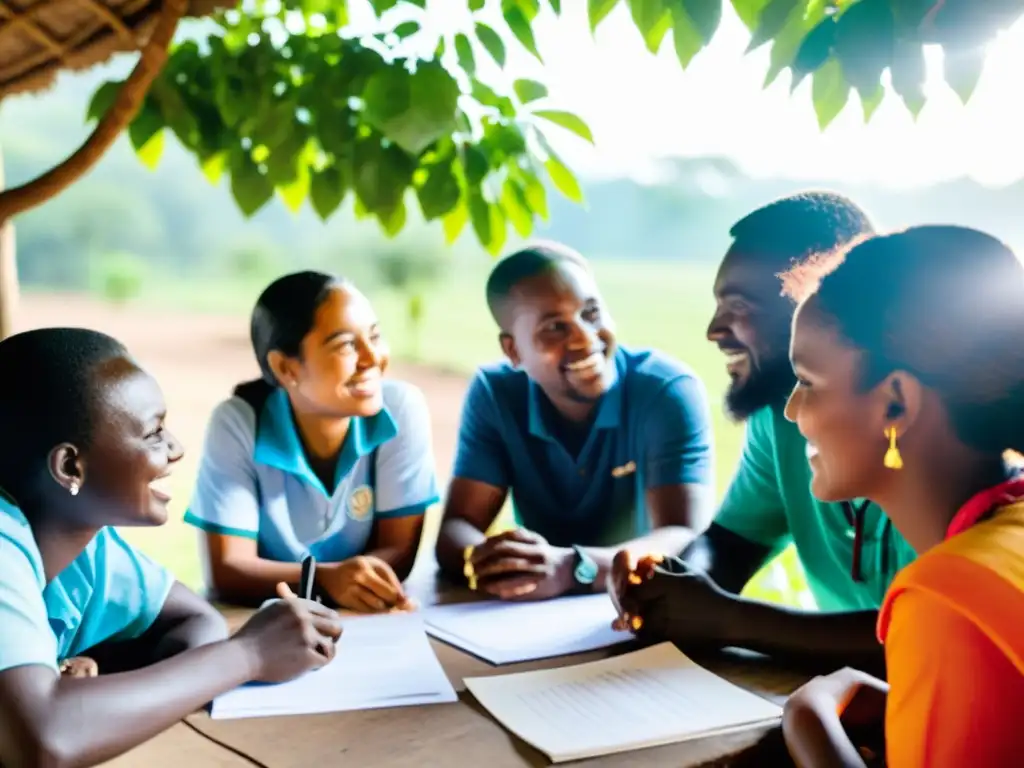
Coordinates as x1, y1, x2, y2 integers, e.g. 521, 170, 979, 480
17, 293, 471, 484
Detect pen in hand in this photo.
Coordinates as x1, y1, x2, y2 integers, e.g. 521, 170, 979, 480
300, 554, 317, 602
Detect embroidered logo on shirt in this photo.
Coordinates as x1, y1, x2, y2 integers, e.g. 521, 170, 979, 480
347, 485, 374, 521
611, 460, 636, 478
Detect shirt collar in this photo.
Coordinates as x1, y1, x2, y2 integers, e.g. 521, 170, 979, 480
527, 349, 624, 441
253, 387, 398, 495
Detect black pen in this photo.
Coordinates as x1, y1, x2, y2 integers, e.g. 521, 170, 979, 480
299, 554, 316, 601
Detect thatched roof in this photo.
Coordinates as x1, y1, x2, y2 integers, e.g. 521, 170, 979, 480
0, 0, 233, 221
0, 0, 227, 101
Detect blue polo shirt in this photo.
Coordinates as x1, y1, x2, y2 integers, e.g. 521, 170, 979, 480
184, 379, 440, 563
452, 346, 714, 547
0, 497, 173, 673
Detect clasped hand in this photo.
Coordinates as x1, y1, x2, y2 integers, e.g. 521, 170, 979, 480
318, 555, 417, 614
608, 550, 736, 646
466, 529, 575, 601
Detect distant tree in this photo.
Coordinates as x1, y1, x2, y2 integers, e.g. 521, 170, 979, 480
374, 244, 447, 359
92, 251, 146, 306
86, 0, 1022, 251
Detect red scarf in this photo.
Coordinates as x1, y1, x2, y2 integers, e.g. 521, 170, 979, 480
945, 477, 1024, 539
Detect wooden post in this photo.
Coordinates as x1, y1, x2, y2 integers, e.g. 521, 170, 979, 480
0, 145, 17, 340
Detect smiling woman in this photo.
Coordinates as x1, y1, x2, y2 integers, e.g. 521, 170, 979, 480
185, 271, 440, 613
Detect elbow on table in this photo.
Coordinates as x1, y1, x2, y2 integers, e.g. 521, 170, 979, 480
206, 560, 269, 606
7, 728, 81, 768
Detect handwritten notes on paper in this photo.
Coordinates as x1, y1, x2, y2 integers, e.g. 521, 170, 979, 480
210, 613, 457, 720
423, 594, 630, 664
464, 642, 783, 763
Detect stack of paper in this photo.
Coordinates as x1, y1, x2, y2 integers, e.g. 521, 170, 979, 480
465, 642, 783, 763
210, 613, 457, 719
423, 594, 629, 664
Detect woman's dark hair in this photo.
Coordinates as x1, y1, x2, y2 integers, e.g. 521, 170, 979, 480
782, 225, 1024, 454
251, 271, 347, 385
0, 327, 129, 503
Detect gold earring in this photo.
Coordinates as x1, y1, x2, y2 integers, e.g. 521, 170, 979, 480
884, 426, 903, 470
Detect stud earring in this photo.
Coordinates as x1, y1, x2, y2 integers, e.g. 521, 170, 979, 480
883, 426, 903, 470
69, 480, 80, 497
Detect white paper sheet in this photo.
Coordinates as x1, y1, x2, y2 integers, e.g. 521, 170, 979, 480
423, 594, 630, 665
210, 612, 457, 719
464, 642, 783, 763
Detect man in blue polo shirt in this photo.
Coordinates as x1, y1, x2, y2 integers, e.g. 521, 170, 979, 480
435, 242, 716, 600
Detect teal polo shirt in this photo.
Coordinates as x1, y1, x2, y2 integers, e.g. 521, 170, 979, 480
715, 405, 917, 611
452, 346, 714, 547
0, 496, 173, 673
185, 379, 440, 564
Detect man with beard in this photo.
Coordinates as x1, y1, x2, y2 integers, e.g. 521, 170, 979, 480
611, 192, 916, 675
436, 243, 716, 601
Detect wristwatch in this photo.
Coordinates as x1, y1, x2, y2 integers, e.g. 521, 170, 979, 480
571, 545, 598, 591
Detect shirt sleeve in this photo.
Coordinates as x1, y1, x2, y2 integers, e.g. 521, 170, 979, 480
0, 534, 58, 674
884, 586, 1023, 768
641, 374, 714, 489
451, 371, 511, 490
183, 399, 261, 540
374, 384, 440, 519
86, 528, 175, 645
713, 409, 791, 552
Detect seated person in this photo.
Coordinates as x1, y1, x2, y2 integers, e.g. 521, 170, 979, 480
436, 242, 716, 600
779, 226, 1024, 766
186, 271, 439, 612
0, 328, 341, 768
611, 192, 916, 675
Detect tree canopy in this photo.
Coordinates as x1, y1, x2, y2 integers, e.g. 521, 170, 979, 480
86, 0, 1024, 254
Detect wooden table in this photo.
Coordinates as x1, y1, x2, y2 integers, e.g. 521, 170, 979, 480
102, 569, 808, 767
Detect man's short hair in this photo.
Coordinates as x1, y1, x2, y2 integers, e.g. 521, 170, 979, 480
485, 241, 590, 327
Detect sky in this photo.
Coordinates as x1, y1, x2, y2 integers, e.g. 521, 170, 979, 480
390, 0, 1024, 190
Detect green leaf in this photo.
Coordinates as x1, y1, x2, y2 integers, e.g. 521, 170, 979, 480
763, 2, 827, 87
588, 0, 620, 33
544, 150, 584, 203
533, 110, 595, 144
833, 0, 894, 95
128, 99, 166, 170
521, 171, 549, 219
486, 203, 507, 256
791, 17, 837, 89
629, 0, 671, 53
278, 164, 310, 214
461, 144, 490, 184
891, 39, 926, 118
394, 21, 420, 38
370, 0, 400, 14
379, 197, 408, 237
470, 0, 485, 10
455, 33, 477, 76
442, 201, 469, 243
681, 0, 722, 44
514, 78, 548, 103
548, 0, 561, 13
230, 151, 275, 217
746, 0, 796, 53
363, 63, 460, 156
730, 0, 771, 31
86, 80, 122, 122
944, 47, 986, 105
416, 161, 462, 220
353, 140, 415, 217
468, 192, 493, 249
501, 178, 534, 238
475, 23, 506, 67
671, 5, 706, 68
859, 83, 884, 121
811, 58, 850, 130
504, 4, 542, 61
200, 152, 228, 185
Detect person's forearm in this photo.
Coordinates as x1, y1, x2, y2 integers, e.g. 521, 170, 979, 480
436, 518, 488, 580
211, 557, 342, 605
21, 640, 255, 768
152, 609, 229, 662
365, 544, 418, 582
577, 526, 697, 592
724, 597, 886, 676
783, 699, 869, 768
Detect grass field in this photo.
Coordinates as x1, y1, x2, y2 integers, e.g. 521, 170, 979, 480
36, 255, 812, 608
